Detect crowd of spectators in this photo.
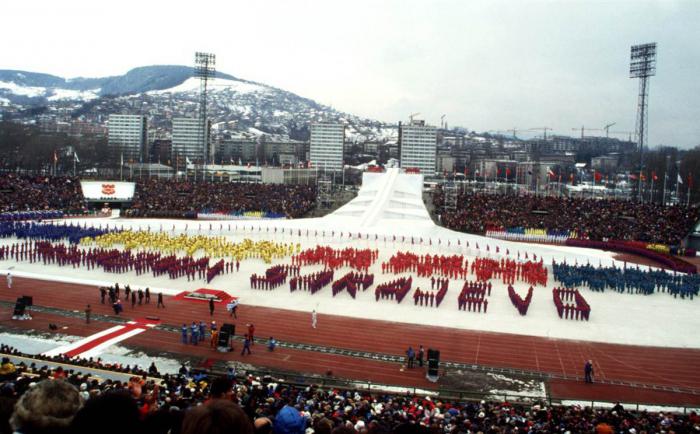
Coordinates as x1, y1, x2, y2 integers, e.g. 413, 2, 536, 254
433, 190, 700, 245
127, 179, 317, 219
0, 348, 698, 434
0, 174, 85, 213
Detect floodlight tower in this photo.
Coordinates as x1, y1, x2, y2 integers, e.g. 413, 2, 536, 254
194, 52, 216, 165
630, 42, 656, 201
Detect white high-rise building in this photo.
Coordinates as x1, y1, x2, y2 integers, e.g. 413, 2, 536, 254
399, 120, 437, 175
309, 123, 345, 170
172, 118, 209, 163
108, 114, 147, 163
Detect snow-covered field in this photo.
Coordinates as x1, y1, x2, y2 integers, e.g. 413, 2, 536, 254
1, 169, 698, 350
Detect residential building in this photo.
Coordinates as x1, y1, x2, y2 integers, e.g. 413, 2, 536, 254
399, 120, 437, 175
172, 117, 210, 163
309, 123, 345, 170
108, 114, 147, 163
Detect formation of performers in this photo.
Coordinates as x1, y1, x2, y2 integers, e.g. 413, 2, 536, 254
508, 285, 533, 316
292, 246, 378, 271
553, 287, 591, 320
382, 252, 467, 279
88, 230, 297, 264
331, 272, 374, 298
457, 280, 491, 312
250, 265, 291, 289
0, 240, 239, 284
553, 262, 699, 299
375, 277, 412, 303
289, 270, 334, 294
1, 221, 116, 245
0, 211, 65, 221
413, 277, 449, 307
472, 258, 547, 286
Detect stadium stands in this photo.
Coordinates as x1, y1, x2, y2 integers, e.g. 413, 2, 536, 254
434, 190, 700, 246
0, 174, 85, 213
0, 347, 697, 434
126, 179, 317, 218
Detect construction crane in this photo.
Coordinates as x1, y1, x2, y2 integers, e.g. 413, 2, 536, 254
603, 122, 616, 138
409, 112, 420, 122
527, 127, 553, 141
572, 126, 605, 138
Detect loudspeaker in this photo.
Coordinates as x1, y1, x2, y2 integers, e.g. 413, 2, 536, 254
218, 323, 235, 347
427, 348, 440, 377
13, 298, 26, 316
21, 296, 33, 307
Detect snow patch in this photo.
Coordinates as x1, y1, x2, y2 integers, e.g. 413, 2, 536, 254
0, 80, 47, 97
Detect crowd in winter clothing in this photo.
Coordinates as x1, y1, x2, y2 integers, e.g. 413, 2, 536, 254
250, 265, 292, 290
434, 190, 700, 245
0, 174, 86, 213
127, 178, 317, 218
0, 349, 698, 434
552, 262, 699, 299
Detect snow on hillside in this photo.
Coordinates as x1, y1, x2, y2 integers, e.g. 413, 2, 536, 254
47, 88, 100, 101
149, 77, 267, 95
0, 80, 46, 97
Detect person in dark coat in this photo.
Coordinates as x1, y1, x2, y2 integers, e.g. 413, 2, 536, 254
157, 292, 165, 308
584, 360, 594, 383
209, 298, 215, 316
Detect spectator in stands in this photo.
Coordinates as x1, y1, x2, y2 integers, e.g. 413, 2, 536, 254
10, 379, 83, 434
0, 174, 85, 213
181, 400, 253, 434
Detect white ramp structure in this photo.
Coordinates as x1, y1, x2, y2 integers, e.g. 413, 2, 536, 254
329, 169, 432, 228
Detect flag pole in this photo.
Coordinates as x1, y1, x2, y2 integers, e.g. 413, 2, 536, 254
662, 172, 668, 206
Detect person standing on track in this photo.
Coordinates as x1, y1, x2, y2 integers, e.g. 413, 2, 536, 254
85, 304, 91, 324
209, 298, 215, 316
584, 360, 594, 383
157, 292, 165, 308
6, 273, 12, 289
311, 309, 317, 329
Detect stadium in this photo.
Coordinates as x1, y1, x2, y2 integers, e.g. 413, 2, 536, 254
1, 169, 700, 433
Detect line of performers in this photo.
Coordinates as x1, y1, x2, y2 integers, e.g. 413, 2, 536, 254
375, 277, 412, 303
508, 284, 534, 316
457, 280, 492, 312
414, 278, 449, 307
552, 287, 591, 320
289, 270, 334, 294
331, 272, 374, 298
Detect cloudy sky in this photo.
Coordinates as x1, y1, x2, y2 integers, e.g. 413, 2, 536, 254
3, 0, 699, 147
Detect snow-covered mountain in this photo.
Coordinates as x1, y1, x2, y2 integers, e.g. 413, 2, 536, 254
0, 66, 397, 142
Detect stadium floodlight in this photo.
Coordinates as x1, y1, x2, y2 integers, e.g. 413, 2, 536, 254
194, 52, 216, 166
629, 42, 656, 202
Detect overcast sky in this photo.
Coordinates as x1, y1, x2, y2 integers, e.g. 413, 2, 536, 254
3, 0, 699, 148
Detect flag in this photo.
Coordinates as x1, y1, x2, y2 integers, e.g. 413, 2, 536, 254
547, 168, 555, 178
689, 174, 694, 188
629, 174, 638, 181
652, 171, 658, 181
640, 172, 646, 182
678, 174, 683, 184
505, 168, 511, 177
594, 172, 603, 183
73, 152, 80, 163
53, 150, 58, 163
464, 167, 469, 176
570, 173, 575, 185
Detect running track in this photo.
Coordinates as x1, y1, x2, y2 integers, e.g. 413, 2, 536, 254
2, 277, 700, 405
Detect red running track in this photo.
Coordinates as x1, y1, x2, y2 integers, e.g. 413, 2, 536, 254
2, 277, 700, 404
